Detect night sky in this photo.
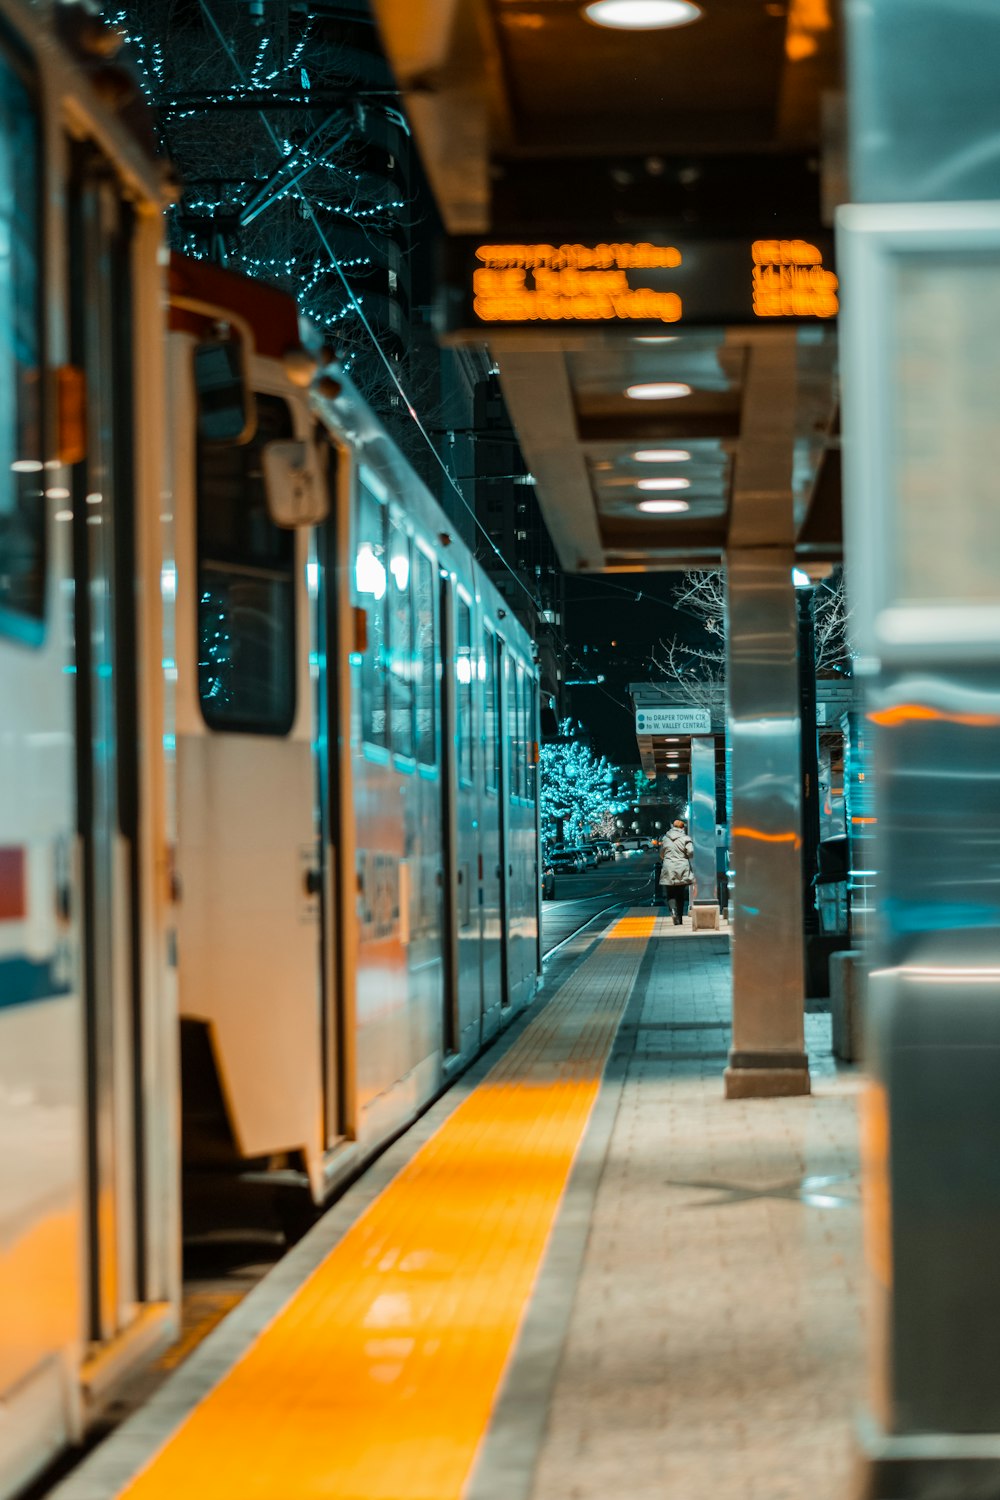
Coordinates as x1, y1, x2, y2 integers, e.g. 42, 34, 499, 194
561, 571, 713, 768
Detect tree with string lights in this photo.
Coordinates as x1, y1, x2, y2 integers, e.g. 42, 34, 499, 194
540, 721, 630, 849
109, 0, 438, 444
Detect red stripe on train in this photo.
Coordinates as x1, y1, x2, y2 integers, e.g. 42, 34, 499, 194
0, 847, 26, 921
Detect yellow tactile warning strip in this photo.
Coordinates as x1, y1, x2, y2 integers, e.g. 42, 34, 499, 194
120, 913, 654, 1500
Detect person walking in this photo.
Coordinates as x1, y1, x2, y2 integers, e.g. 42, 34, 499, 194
658, 819, 694, 927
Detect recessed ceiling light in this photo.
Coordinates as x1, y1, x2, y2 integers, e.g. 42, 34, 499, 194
637, 498, 690, 514
634, 335, 679, 344
584, 0, 702, 30
633, 449, 690, 463
637, 476, 690, 491
626, 381, 692, 400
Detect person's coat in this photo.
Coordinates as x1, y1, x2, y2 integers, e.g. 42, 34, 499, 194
658, 827, 694, 886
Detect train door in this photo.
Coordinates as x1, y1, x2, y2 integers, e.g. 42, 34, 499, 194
531, 676, 543, 976
496, 638, 511, 1009
453, 589, 482, 1047
505, 655, 536, 1010
314, 458, 346, 1151
177, 388, 325, 1187
479, 625, 505, 1034
437, 577, 482, 1054
69, 153, 148, 1347
437, 576, 459, 1055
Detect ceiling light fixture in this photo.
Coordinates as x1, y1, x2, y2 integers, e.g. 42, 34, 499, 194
634, 334, 679, 344
637, 498, 690, 514
637, 476, 690, 491
626, 381, 692, 400
584, 0, 702, 30
633, 449, 690, 463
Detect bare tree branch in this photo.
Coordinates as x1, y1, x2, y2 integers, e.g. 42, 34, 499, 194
650, 567, 855, 699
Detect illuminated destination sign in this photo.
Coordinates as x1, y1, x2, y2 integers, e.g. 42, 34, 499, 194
442, 233, 838, 335
635, 707, 712, 735
473, 242, 684, 325
751, 239, 839, 318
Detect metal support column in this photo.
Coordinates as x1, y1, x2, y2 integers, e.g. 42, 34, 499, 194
724, 546, 809, 1099
689, 736, 719, 929
797, 587, 820, 939
840, 1, 1000, 1485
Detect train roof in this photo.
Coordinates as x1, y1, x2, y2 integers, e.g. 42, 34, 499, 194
168, 255, 301, 362
168, 255, 537, 671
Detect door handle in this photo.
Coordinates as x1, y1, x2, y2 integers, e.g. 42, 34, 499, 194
304, 869, 322, 897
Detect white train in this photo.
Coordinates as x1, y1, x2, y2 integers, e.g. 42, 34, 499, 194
0, 6, 541, 1494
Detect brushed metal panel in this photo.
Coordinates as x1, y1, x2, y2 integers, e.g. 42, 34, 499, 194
725, 546, 807, 1077
689, 736, 717, 905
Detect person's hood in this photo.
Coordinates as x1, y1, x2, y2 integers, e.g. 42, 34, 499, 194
665, 827, 687, 846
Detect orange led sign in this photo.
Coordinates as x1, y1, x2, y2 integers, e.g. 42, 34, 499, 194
751, 239, 839, 319
473, 242, 684, 325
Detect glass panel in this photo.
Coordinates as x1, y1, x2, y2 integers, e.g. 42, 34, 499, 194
0, 48, 43, 637
414, 548, 436, 766
197, 395, 295, 734
388, 515, 413, 758
356, 475, 388, 748
894, 255, 1000, 605
483, 628, 497, 793
198, 571, 294, 729
457, 596, 473, 784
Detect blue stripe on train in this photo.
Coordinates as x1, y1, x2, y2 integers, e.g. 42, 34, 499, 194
0, 956, 73, 1010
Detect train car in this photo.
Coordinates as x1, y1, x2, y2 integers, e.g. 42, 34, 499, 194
3, 229, 542, 1488
0, 4, 177, 1496
168, 255, 542, 1211
0, 12, 541, 1490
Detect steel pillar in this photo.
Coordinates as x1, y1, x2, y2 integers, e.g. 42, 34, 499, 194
724, 547, 809, 1099
689, 736, 719, 928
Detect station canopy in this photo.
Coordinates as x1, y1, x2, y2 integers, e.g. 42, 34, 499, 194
370, 0, 843, 573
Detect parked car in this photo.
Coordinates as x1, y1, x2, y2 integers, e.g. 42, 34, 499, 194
593, 840, 614, 862
550, 847, 584, 873
573, 845, 600, 870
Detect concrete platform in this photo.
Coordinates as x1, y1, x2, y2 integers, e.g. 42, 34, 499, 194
49, 911, 863, 1500
471, 917, 864, 1500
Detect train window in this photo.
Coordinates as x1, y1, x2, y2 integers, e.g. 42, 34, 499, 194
414, 547, 436, 766
356, 474, 388, 749
457, 595, 473, 785
388, 515, 414, 759
197, 395, 296, 734
0, 50, 43, 642
483, 628, 498, 793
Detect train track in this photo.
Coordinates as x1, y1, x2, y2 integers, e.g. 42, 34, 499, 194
542, 872, 656, 958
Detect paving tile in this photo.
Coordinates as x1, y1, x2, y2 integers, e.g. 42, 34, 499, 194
527, 924, 864, 1500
